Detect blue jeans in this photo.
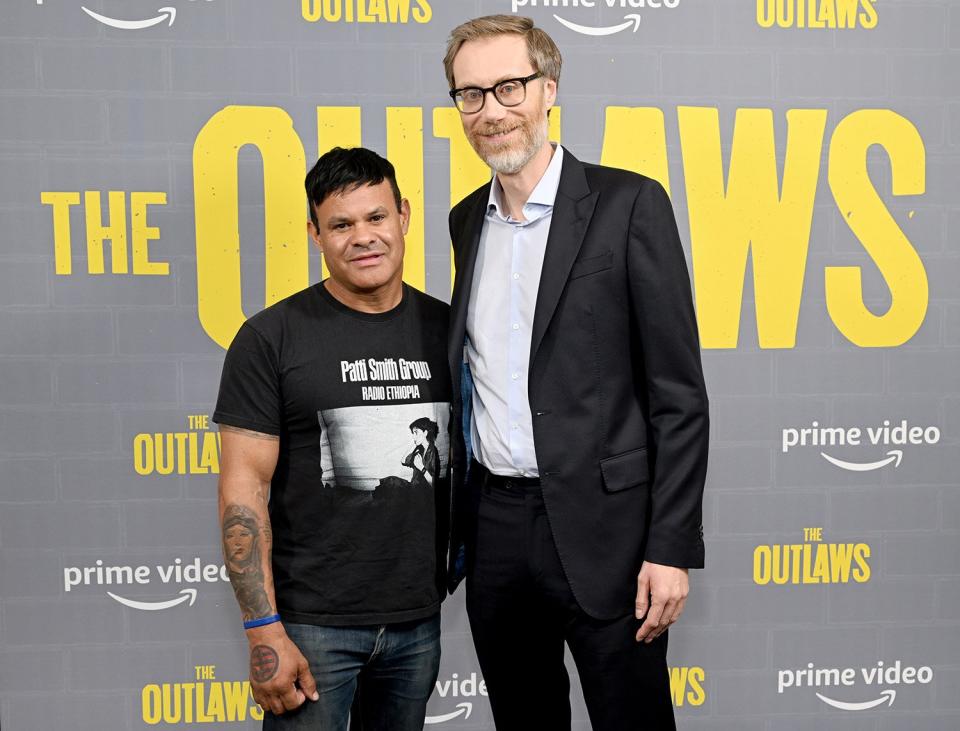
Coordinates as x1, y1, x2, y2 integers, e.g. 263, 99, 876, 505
263, 614, 441, 731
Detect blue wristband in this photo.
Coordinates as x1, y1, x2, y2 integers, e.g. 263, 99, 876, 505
243, 614, 281, 630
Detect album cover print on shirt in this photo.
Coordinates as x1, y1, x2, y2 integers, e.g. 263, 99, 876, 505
317, 401, 450, 494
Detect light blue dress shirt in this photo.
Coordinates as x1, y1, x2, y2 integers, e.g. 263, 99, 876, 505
465, 144, 564, 478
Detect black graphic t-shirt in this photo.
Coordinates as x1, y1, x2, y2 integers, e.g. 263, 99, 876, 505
214, 283, 450, 626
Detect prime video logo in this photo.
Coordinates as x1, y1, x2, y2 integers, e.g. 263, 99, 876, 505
425, 672, 487, 724
510, 0, 680, 37
781, 419, 940, 472
63, 557, 229, 610
778, 660, 933, 711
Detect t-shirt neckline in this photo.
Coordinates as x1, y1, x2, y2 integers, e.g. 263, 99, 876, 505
316, 281, 409, 322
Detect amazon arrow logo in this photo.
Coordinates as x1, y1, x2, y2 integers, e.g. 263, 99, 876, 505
72, 1, 216, 30
424, 702, 472, 724
816, 689, 895, 711
820, 449, 902, 472
107, 587, 197, 611
81, 6, 177, 29
553, 13, 641, 36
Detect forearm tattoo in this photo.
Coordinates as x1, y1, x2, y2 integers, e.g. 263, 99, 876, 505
222, 503, 274, 621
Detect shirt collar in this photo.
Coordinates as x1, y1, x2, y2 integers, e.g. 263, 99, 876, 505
487, 144, 564, 224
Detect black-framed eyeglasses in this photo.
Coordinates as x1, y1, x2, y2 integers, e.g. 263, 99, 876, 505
449, 72, 543, 114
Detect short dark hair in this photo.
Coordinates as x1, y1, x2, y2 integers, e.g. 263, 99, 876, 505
409, 417, 439, 443
305, 147, 403, 229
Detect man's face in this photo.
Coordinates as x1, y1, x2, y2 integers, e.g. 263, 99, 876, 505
451, 34, 556, 174
308, 181, 409, 297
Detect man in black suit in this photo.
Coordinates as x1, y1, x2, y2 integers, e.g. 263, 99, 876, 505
442, 15, 710, 731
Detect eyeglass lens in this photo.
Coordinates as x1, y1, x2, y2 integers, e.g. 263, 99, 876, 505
457, 79, 527, 113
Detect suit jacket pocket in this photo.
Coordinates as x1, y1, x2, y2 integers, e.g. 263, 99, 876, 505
599, 447, 649, 493
569, 250, 612, 280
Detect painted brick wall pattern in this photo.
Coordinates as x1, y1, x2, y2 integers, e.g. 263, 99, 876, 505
1, 0, 957, 728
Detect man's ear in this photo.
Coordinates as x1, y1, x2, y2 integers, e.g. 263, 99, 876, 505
543, 78, 558, 110
399, 198, 411, 236
307, 220, 323, 253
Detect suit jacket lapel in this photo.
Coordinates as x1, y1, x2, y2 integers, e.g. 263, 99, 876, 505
448, 186, 489, 387
530, 151, 598, 363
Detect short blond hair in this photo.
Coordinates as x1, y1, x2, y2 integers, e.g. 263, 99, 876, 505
443, 15, 562, 89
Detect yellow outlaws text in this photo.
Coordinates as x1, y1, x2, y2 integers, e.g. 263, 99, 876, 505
192, 105, 926, 351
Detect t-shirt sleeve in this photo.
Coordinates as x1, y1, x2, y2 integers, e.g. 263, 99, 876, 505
212, 322, 283, 436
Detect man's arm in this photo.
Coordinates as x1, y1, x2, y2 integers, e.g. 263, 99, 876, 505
625, 178, 710, 642
218, 426, 319, 715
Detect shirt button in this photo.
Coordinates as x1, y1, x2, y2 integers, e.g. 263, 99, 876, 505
511, 372, 519, 380
513, 273, 520, 280
512, 324, 520, 331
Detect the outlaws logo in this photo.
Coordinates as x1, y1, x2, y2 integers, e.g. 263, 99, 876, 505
754, 528, 870, 586
781, 419, 940, 472
778, 660, 932, 711
757, 0, 878, 29
670, 666, 706, 707
134, 414, 221, 476
64, 557, 229, 610
301, 0, 432, 24
142, 665, 263, 724
510, 0, 680, 37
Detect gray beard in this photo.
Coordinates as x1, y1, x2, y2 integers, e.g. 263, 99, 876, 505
482, 121, 548, 175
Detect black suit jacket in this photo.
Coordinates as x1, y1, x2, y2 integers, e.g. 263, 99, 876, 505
447, 148, 709, 620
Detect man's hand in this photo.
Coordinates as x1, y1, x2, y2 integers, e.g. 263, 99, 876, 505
634, 561, 689, 643
247, 624, 319, 715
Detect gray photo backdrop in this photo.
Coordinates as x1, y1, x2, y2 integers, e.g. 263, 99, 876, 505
1, 0, 959, 729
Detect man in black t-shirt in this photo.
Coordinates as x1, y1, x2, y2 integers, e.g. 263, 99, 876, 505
214, 147, 450, 731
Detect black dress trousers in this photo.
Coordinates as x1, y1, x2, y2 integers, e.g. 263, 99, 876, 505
464, 464, 676, 731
